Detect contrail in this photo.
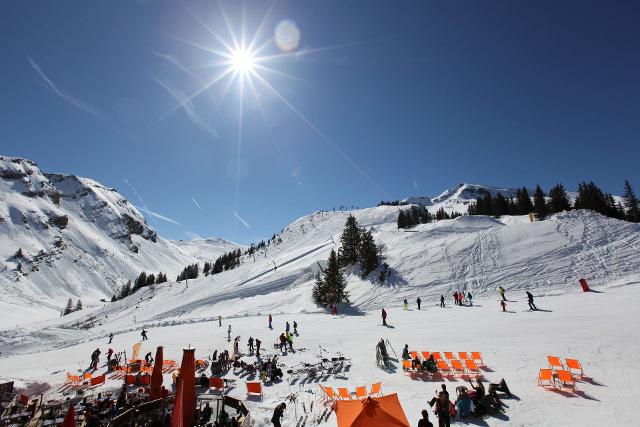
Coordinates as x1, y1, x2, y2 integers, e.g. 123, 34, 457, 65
232, 211, 251, 229
136, 206, 181, 225
191, 197, 202, 210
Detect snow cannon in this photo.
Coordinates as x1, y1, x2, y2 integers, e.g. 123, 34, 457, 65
579, 278, 590, 292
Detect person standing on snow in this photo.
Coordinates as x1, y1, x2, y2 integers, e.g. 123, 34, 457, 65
268, 314, 273, 329
248, 337, 254, 354
285, 321, 290, 334
440, 295, 445, 308
293, 321, 298, 335
218, 315, 222, 327
417, 297, 422, 310
500, 300, 506, 312
227, 325, 232, 341
403, 299, 408, 310
107, 348, 114, 362
271, 402, 286, 427
381, 308, 388, 326
467, 292, 473, 306
256, 339, 262, 357
141, 329, 148, 341
526, 291, 538, 310
108, 333, 114, 344
498, 286, 506, 301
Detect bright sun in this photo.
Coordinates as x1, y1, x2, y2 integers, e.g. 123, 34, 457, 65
230, 49, 255, 74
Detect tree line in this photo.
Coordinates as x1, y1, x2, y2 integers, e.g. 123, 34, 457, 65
397, 205, 462, 229
313, 215, 382, 309
112, 270, 168, 301
467, 180, 639, 222
62, 298, 82, 316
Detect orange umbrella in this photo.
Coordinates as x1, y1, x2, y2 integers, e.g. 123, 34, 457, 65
150, 346, 164, 400
171, 348, 196, 427
336, 394, 409, 427
61, 404, 76, 427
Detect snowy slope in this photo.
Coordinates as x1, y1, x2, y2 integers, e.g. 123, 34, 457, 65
0, 156, 215, 323
404, 183, 522, 214
172, 237, 245, 263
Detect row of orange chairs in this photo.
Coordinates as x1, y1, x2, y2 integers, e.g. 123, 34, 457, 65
410, 351, 484, 365
403, 358, 482, 377
66, 372, 91, 384
537, 356, 584, 390
321, 383, 382, 401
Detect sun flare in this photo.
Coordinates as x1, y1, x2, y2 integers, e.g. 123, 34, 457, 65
229, 49, 256, 74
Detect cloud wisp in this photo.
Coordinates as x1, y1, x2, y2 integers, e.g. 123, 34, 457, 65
136, 206, 181, 225
191, 197, 202, 209
153, 77, 219, 138
27, 56, 111, 124
232, 211, 251, 229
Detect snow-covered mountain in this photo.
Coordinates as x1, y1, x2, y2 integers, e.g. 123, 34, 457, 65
172, 237, 245, 264
0, 156, 230, 322
404, 183, 524, 213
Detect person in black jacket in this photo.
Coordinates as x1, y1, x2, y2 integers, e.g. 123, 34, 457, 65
418, 409, 433, 427
526, 291, 538, 310
434, 392, 450, 427
417, 297, 422, 310
271, 402, 286, 427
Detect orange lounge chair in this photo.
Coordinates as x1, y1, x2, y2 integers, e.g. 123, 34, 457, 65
355, 386, 367, 399
538, 368, 554, 387
322, 386, 338, 401
421, 351, 431, 360
402, 360, 413, 373
464, 359, 481, 377
547, 356, 564, 370
246, 381, 263, 400
556, 370, 577, 390
410, 351, 419, 360
450, 359, 465, 375
369, 382, 382, 397
471, 352, 483, 366
90, 374, 106, 388
444, 352, 457, 361
66, 372, 82, 385
337, 387, 352, 400
458, 352, 470, 361
436, 360, 451, 374
209, 377, 225, 392
432, 352, 442, 361
565, 359, 583, 377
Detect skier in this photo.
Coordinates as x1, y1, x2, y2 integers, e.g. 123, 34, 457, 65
233, 338, 239, 356
381, 308, 388, 326
248, 337, 254, 354
144, 351, 154, 366
403, 299, 408, 310
526, 291, 538, 311
278, 334, 287, 351
287, 333, 294, 351
268, 314, 273, 329
256, 338, 262, 357
107, 348, 114, 362
271, 402, 286, 427
218, 315, 222, 327
467, 292, 473, 306
498, 286, 506, 301
440, 295, 445, 308
227, 325, 232, 341
108, 333, 114, 344
501, 300, 506, 312
285, 321, 290, 334
141, 329, 148, 341
293, 321, 298, 336
417, 297, 422, 310
91, 348, 101, 370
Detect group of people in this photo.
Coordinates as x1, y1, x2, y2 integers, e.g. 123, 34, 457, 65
401, 345, 437, 373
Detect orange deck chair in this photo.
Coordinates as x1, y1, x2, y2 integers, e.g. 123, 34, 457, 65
355, 386, 367, 399
246, 381, 263, 400
90, 374, 106, 388
209, 377, 225, 392
444, 352, 457, 361
565, 359, 583, 377
436, 359, 451, 374
402, 359, 413, 373
458, 352, 470, 361
66, 372, 82, 385
538, 368, 554, 387
451, 359, 465, 375
547, 356, 564, 370
421, 351, 431, 360
432, 352, 443, 361
322, 386, 338, 401
556, 370, 577, 390
337, 387, 352, 400
369, 382, 382, 397
410, 351, 419, 360
471, 352, 483, 366
464, 359, 481, 377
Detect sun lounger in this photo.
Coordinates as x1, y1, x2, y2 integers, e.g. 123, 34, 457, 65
556, 370, 577, 390
458, 352, 470, 360
471, 352, 483, 366
436, 360, 451, 374
337, 387, 351, 400
355, 386, 367, 399
444, 352, 457, 361
450, 359, 465, 375
565, 359, 583, 377
464, 359, 481, 377
547, 356, 564, 370
370, 382, 382, 396
538, 368, 554, 387
421, 351, 431, 360
322, 386, 338, 401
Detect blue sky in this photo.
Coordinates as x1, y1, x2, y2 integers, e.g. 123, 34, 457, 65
1, 1, 639, 244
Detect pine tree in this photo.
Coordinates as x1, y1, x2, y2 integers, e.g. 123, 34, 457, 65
359, 229, 380, 277
75, 300, 83, 311
548, 183, 571, 213
533, 185, 548, 220
340, 215, 361, 266
63, 298, 74, 316
119, 280, 132, 299
15, 248, 24, 258
111, 295, 117, 302
146, 274, 155, 287
492, 193, 509, 217
397, 211, 407, 229
623, 179, 640, 222
574, 181, 609, 215
312, 249, 349, 308
516, 188, 534, 215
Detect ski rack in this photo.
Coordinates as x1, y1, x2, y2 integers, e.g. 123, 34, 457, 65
385, 339, 399, 362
